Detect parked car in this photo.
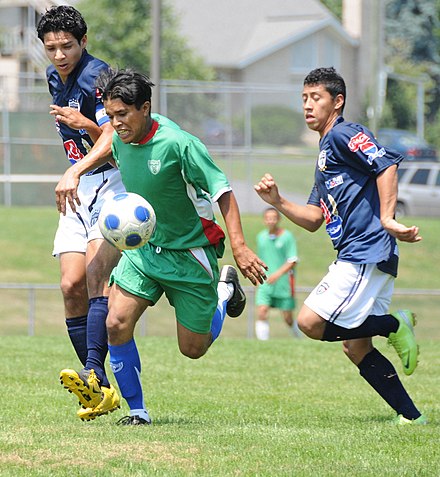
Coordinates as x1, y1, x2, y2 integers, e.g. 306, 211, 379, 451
377, 128, 438, 162
396, 161, 440, 217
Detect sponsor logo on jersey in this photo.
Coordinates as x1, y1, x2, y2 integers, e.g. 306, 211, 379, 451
64, 139, 85, 163
320, 196, 342, 241
318, 150, 327, 171
148, 159, 161, 175
348, 132, 386, 164
325, 174, 344, 190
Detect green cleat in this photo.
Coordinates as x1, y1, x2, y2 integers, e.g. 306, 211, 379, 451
395, 414, 428, 425
60, 368, 102, 409
387, 310, 419, 376
77, 385, 121, 421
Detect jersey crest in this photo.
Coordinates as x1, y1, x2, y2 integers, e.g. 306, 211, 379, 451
148, 159, 161, 175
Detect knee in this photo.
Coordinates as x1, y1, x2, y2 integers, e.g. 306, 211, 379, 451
296, 313, 323, 340
106, 312, 126, 343
178, 342, 207, 360
60, 275, 87, 301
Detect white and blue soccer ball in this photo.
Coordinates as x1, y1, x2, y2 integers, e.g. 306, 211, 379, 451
98, 192, 156, 250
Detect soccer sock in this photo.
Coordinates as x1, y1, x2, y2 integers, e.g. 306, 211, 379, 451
108, 339, 147, 412
358, 348, 421, 420
85, 296, 110, 388
255, 320, 270, 340
210, 282, 233, 342
65, 315, 88, 366
322, 314, 399, 341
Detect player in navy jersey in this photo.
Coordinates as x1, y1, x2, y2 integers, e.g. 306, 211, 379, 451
255, 67, 426, 425
37, 6, 125, 420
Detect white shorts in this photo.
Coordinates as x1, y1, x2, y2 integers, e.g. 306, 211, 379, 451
52, 168, 126, 256
304, 261, 394, 329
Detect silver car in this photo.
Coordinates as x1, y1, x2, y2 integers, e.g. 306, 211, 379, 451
397, 162, 440, 217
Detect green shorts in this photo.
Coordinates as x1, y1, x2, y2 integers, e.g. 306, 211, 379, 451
109, 242, 220, 334
255, 285, 295, 311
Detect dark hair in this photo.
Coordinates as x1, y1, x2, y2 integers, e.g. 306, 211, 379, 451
96, 68, 155, 110
37, 5, 87, 44
304, 67, 346, 112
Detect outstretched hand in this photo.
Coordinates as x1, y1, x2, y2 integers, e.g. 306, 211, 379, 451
233, 245, 268, 285
382, 218, 422, 243
55, 167, 81, 215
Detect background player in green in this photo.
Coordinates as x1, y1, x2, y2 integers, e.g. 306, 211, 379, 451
95, 68, 267, 425
255, 207, 300, 340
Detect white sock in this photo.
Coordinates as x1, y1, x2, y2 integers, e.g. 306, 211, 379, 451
217, 281, 234, 303
255, 320, 270, 340
131, 409, 151, 423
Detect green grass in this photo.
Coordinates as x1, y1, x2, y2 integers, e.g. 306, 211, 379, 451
1, 207, 440, 340
1, 336, 439, 476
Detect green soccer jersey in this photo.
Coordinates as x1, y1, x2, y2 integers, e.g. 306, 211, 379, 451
111, 118, 231, 253
257, 229, 298, 298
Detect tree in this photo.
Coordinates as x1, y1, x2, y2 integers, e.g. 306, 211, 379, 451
76, 0, 215, 80
383, 0, 440, 145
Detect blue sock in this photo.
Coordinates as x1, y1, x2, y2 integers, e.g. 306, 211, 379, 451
210, 298, 228, 342
108, 339, 146, 411
65, 315, 88, 366
358, 348, 421, 419
85, 297, 110, 387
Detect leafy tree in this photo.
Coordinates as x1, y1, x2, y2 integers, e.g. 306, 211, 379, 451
76, 0, 215, 80
383, 0, 440, 145
320, 0, 342, 19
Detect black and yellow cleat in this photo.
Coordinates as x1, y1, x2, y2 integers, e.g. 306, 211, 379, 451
60, 368, 102, 409
77, 385, 121, 421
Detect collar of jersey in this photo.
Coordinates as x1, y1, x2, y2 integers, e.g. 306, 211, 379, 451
131, 120, 159, 145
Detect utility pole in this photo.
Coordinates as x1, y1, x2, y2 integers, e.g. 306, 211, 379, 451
151, 0, 161, 113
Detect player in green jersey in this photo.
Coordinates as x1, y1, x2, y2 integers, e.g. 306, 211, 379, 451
93, 68, 267, 425
255, 207, 300, 340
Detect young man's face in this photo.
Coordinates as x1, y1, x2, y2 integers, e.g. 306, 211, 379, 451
302, 84, 343, 137
104, 98, 151, 144
263, 209, 280, 231
43, 31, 86, 82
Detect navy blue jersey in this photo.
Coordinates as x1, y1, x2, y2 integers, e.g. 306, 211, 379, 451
47, 50, 112, 173
307, 116, 403, 276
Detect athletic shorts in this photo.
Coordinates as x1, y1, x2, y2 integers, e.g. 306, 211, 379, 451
52, 168, 125, 256
304, 260, 394, 329
109, 243, 220, 334
255, 286, 295, 310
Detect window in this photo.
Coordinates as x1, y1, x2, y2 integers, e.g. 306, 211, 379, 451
409, 168, 430, 185
291, 36, 317, 73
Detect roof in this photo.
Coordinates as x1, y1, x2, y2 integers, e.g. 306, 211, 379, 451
171, 0, 357, 69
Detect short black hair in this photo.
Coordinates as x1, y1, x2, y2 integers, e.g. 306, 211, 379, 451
304, 67, 346, 112
96, 68, 155, 110
37, 5, 87, 44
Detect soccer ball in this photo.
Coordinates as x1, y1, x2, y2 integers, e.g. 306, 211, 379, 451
98, 192, 156, 250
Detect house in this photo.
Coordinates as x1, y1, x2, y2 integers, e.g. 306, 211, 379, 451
171, 0, 382, 121
0, 0, 383, 122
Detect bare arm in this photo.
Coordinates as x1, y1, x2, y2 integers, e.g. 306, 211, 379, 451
218, 191, 267, 285
55, 122, 114, 214
377, 165, 422, 242
254, 173, 324, 232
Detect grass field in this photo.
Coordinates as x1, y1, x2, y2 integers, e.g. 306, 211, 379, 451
1, 206, 440, 339
1, 337, 439, 476
0, 207, 439, 475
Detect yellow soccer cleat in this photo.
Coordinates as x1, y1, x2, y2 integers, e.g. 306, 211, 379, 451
77, 385, 121, 421
60, 368, 102, 409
